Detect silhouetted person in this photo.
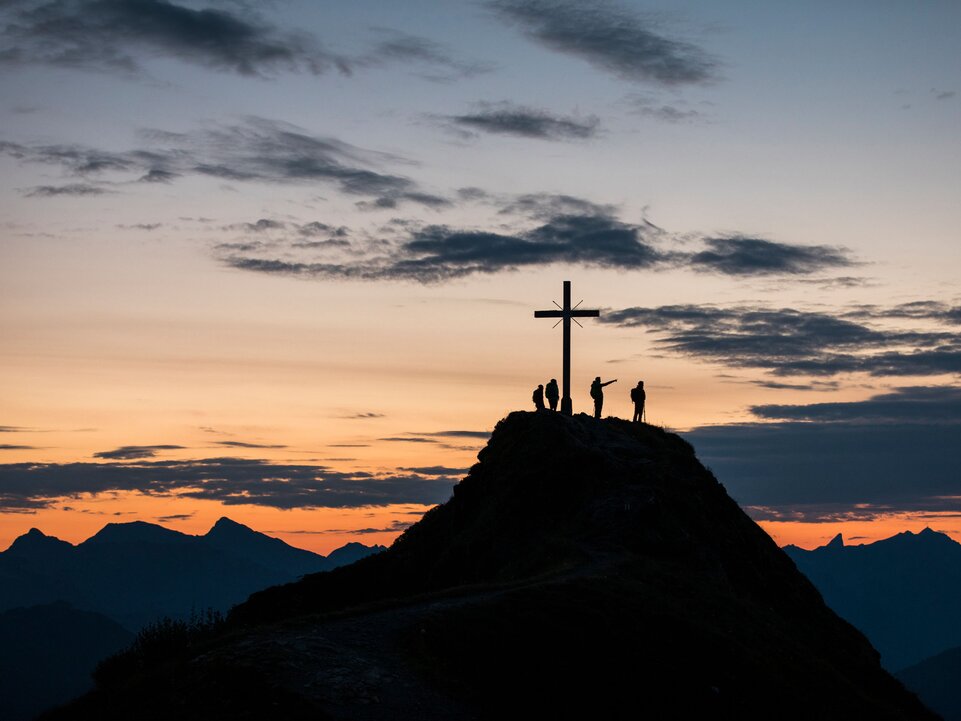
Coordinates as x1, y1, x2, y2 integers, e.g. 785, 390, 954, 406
545, 378, 559, 411
589, 377, 617, 419
532, 384, 545, 411
631, 381, 646, 423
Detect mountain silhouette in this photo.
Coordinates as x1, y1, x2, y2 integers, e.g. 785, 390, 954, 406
45, 412, 936, 720
0, 518, 384, 720
0, 517, 385, 631
785, 527, 961, 670
0, 602, 133, 721
898, 646, 961, 721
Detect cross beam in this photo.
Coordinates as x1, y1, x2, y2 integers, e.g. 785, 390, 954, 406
534, 280, 600, 416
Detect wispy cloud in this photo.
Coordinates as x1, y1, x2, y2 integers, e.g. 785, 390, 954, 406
488, 0, 717, 85
442, 102, 599, 140
93, 444, 185, 460
356, 28, 492, 81
1, 117, 445, 206
214, 440, 287, 449
689, 236, 852, 276
24, 183, 111, 197
626, 93, 707, 123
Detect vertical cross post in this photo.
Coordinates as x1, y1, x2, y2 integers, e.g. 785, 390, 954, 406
534, 280, 600, 416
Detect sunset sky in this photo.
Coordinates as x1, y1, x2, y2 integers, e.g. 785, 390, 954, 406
1, 0, 959, 554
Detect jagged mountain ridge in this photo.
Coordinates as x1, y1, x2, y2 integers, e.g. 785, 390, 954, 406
785, 527, 961, 670
0, 517, 386, 630
49, 412, 936, 720
0, 519, 384, 721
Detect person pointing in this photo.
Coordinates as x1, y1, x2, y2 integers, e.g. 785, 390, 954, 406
589, 377, 617, 419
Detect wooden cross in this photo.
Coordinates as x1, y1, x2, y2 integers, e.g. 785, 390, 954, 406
534, 280, 600, 416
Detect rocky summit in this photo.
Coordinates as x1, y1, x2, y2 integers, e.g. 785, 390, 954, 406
46, 412, 936, 720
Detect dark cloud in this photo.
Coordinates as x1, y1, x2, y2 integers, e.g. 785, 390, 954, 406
298, 221, 348, 238
214, 440, 287, 449
400, 466, 470, 476
686, 419, 961, 523
0, 2, 487, 81
0, 426, 31, 433
224, 211, 667, 283
0, 444, 37, 450
281, 519, 414, 535
155, 512, 194, 521
444, 102, 599, 140
497, 193, 617, 219
378, 437, 439, 444
423, 430, 490, 439
600, 303, 961, 377
220, 197, 854, 284
138, 168, 178, 183
689, 236, 852, 276
843, 301, 961, 325
0, 457, 455, 510
93, 444, 185, 460
751, 386, 961, 424
488, 0, 716, 85
748, 380, 839, 392
24, 183, 110, 197
0, 0, 345, 77
230, 218, 286, 232
355, 191, 452, 212
340, 412, 385, 420
1, 117, 443, 204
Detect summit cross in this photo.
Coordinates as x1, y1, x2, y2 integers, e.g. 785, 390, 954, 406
534, 280, 601, 416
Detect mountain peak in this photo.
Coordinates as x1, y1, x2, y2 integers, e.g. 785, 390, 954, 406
826, 532, 844, 548
44, 412, 938, 719
4, 527, 73, 556
82, 520, 189, 546
206, 516, 256, 537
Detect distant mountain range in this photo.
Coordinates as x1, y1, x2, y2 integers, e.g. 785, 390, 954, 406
784, 528, 961, 672
786, 529, 961, 721
0, 518, 385, 721
0, 517, 385, 631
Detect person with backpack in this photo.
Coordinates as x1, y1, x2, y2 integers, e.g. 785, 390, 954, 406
589, 377, 617, 419
532, 384, 545, 411
545, 378, 559, 411
631, 381, 646, 423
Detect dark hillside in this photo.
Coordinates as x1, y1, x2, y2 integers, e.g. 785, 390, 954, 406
46, 412, 936, 720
